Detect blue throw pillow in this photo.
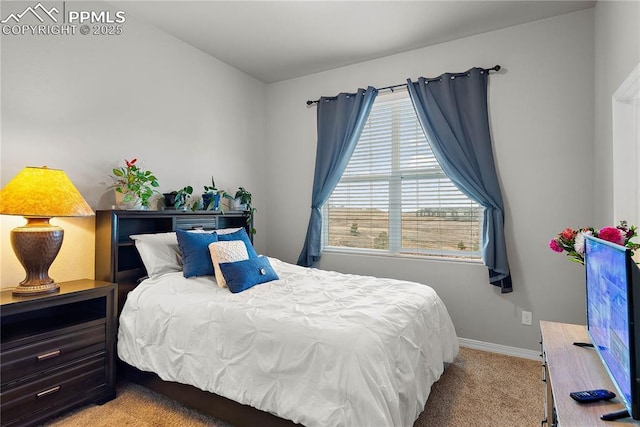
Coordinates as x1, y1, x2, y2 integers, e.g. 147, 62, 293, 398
216, 228, 258, 258
219, 256, 279, 293
176, 229, 218, 277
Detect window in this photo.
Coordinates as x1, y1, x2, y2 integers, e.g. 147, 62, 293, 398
322, 90, 482, 259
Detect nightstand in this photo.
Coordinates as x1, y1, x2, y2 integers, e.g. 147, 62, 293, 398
0, 279, 117, 427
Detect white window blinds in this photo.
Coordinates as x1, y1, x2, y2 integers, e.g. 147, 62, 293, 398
323, 90, 482, 259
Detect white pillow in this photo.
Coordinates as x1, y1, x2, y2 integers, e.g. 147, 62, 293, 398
128, 228, 244, 279
208, 240, 249, 288
130, 232, 178, 244
130, 233, 181, 278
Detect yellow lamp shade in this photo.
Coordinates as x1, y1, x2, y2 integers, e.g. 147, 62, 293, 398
0, 166, 94, 217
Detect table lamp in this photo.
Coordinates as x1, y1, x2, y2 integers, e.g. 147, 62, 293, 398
0, 166, 94, 296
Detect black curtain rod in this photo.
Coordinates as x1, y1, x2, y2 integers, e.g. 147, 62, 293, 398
306, 65, 501, 106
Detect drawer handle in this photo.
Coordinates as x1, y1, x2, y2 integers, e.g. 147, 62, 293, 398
37, 350, 61, 361
36, 386, 60, 398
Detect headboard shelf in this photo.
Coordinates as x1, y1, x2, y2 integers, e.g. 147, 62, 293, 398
95, 209, 252, 311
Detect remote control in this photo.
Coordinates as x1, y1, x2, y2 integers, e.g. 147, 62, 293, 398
570, 389, 616, 403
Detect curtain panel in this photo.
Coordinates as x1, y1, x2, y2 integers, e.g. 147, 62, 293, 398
407, 68, 512, 293
297, 87, 378, 267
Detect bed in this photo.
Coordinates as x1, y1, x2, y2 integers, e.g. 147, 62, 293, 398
95, 210, 459, 427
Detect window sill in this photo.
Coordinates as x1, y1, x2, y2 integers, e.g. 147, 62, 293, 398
321, 247, 483, 265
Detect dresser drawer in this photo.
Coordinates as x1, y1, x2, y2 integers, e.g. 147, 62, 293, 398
1, 323, 105, 386
1, 354, 106, 424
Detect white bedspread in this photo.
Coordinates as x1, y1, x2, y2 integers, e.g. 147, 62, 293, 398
118, 258, 458, 427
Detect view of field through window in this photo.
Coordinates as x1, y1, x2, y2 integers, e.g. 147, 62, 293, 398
326, 207, 482, 257
324, 91, 482, 259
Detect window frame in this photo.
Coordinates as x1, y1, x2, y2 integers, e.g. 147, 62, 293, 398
321, 89, 483, 262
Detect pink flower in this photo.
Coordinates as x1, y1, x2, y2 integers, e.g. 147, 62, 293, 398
561, 228, 575, 240
598, 227, 625, 245
549, 239, 563, 253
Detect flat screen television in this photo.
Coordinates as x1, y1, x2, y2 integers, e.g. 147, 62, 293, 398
585, 234, 640, 420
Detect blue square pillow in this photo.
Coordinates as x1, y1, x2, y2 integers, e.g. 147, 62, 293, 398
176, 229, 218, 277
216, 228, 258, 258
219, 256, 279, 293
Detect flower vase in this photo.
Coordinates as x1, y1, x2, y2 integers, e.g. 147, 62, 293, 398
163, 192, 178, 208
231, 198, 247, 211
115, 190, 144, 210
202, 193, 221, 210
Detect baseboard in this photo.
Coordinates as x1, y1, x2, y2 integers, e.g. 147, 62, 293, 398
458, 338, 540, 361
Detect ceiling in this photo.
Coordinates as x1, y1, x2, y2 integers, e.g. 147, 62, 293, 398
111, 1, 596, 84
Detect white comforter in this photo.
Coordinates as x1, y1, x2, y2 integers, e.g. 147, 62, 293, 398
118, 258, 458, 427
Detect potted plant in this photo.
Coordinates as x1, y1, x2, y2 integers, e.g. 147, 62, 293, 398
232, 186, 251, 210
202, 178, 233, 211
234, 186, 256, 235
163, 185, 193, 210
111, 158, 159, 209
188, 196, 204, 211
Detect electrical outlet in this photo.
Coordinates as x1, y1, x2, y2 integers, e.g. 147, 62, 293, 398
522, 310, 532, 326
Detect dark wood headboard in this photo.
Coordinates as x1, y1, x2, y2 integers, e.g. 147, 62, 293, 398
94, 209, 251, 312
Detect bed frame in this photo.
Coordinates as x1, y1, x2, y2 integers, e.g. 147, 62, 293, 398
94, 209, 298, 427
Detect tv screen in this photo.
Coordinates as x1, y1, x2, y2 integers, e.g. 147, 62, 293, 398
585, 235, 639, 420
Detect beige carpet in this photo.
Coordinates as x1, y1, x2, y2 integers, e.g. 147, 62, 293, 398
46, 347, 542, 427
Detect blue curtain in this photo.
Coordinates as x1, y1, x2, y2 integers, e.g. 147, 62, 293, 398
297, 87, 378, 267
407, 68, 512, 293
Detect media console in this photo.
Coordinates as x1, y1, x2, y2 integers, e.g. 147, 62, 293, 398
540, 321, 640, 426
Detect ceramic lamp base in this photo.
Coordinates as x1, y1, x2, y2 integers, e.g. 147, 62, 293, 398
11, 218, 63, 296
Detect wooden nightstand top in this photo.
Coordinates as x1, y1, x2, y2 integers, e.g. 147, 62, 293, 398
1, 279, 116, 307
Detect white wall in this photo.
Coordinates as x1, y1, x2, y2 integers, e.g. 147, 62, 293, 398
265, 10, 595, 351
594, 0, 640, 227
1, 2, 267, 288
